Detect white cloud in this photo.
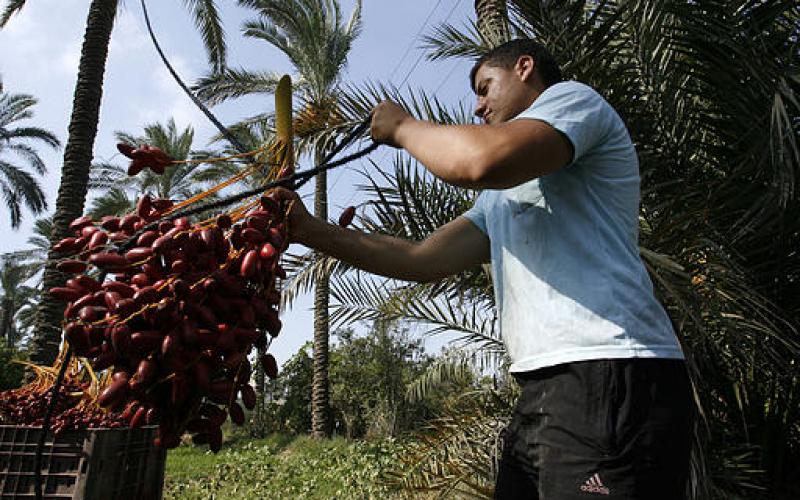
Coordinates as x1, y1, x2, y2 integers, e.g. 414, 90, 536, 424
109, 9, 150, 54
57, 40, 82, 76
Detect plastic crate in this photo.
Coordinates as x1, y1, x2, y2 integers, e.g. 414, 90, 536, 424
0, 425, 165, 499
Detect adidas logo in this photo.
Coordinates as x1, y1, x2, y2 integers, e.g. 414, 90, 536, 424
580, 473, 610, 495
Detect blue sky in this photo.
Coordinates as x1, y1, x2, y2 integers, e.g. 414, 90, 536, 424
0, 1, 478, 365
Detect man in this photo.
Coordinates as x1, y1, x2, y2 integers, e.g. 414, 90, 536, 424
274, 39, 691, 499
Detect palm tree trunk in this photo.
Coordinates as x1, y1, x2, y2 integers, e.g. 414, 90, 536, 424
29, 0, 118, 367
311, 147, 331, 438
1, 298, 14, 348
474, 0, 510, 46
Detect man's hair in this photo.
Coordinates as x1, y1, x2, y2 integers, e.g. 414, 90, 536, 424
470, 39, 563, 92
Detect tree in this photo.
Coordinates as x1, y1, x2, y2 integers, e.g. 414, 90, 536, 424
2, 217, 53, 341
88, 118, 225, 216
196, 0, 363, 438
257, 323, 476, 440
0, 342, 26, 390
0, 256, 38, 348
1, 0, 228, 366
260, 342, 314, 435
329, 321, 472, 439
329, 323, 422, 439
0, 77, 60, 228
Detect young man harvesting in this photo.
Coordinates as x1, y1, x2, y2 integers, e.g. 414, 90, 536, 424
274, 39, 691, 499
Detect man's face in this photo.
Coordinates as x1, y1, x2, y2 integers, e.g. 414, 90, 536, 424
473, 58, 534, 125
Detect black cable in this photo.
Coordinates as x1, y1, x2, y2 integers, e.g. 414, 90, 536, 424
140, 0, 248, 155
119, 118, 376, 251
165, 140, 378, 220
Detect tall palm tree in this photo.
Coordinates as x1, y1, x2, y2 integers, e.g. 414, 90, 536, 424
1, 0, 228, 366
4, 217, 52, 342
196, 0, 363, 438
88, 118, 225, 216
0, 77, 60, 228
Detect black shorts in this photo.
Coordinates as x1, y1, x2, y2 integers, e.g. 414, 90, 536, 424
494, 358, 691, 500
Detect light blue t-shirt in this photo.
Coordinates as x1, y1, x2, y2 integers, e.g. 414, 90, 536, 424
462, 81, 684, 373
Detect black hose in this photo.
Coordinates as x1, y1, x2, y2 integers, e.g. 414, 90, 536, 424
140, 0, 248, 155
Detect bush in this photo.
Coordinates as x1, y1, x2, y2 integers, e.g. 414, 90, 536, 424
0, 344, 26, 391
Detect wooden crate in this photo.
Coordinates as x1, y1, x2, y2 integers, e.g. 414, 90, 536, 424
0, 425, 165, 499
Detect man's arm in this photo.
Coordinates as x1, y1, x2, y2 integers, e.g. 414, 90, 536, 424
371, 101, 573, 190
274, 188, 489, 282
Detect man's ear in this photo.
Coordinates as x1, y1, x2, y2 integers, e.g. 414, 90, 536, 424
516, 55, 536, 83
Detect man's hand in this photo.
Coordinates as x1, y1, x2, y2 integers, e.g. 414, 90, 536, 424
271, 187, 315, 244
370, 100, 413, 148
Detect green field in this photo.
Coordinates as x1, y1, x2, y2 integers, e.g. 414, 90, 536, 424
163, 434, 408, 499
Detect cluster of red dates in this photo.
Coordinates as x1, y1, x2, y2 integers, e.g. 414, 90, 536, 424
48, 191, 286, 451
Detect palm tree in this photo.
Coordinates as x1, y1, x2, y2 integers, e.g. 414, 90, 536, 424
196, 0, 363, 438
0, 256, 38, 348
88, 118, 226, 216
0, 77, 60, 228
4, 217, 52, 340
1, 0, 228, 366
6, 216, 52, 277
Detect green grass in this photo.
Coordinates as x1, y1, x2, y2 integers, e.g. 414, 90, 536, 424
163, 433, 407, 499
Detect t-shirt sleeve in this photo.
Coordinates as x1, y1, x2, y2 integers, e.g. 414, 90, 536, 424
461, 192, 488, 235
514, 82, 613, 164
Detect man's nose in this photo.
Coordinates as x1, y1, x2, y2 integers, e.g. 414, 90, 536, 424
474, 99, 486, 119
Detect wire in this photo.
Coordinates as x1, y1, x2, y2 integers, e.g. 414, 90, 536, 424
330, 1, 457, 203
396, 0, 463, 89
434, 59, 463, 95
372, 0, 466, 172
387, 0, 444, 84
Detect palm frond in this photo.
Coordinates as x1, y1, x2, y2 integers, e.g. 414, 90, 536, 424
0, 0, 27, 27
422, 21, 490, 62
0, 159, 46, 227
87, 187, 133, 218
406, 349, 483, 404
385, 389, 513, 499
89, 161, 130, 190
2, 126, 59, 148
193, 68, 288, 105
181, 0, 227, 73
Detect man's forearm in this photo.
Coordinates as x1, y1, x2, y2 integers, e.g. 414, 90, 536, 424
295, 216, 432, 282
394, 119, 492, 188
391, 117, 572, 190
